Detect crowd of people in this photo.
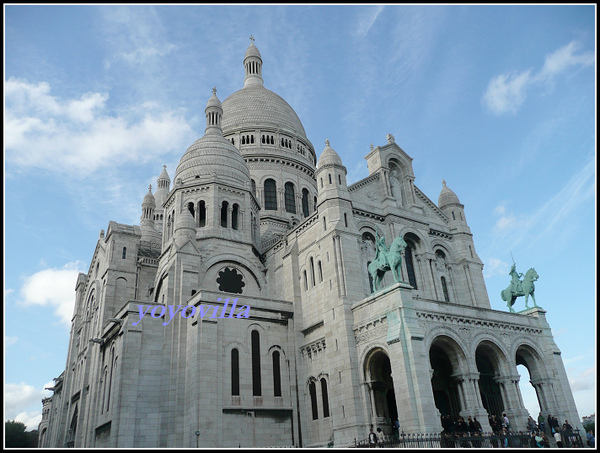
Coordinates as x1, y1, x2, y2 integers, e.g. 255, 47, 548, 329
364, 412, 592, 448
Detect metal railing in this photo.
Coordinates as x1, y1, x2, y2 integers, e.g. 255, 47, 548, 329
354, 429, 584, 448
354, 432, 532, 448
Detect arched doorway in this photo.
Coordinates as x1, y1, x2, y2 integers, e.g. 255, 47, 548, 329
516, 345, 546, 417
365, 349, 398, 428
429, 336, 466, 420
476, 342, 505, 418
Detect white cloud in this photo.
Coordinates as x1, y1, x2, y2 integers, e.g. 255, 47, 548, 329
484, 258, 509, 279
483, 40, 594, 115
5, 336, 19, 346
5, 78, 196, 177
18, 262, 86, 325
483, 69, 532, 115
5, 382, 53, 430
568, 367, 595, 392
13, 411, 43, 431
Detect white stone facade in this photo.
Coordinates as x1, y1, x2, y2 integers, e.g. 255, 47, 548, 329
38, 40, 582, 448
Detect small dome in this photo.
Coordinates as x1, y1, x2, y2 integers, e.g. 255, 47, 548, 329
142, 185, 156, 208
206, 88, 222, 110
244, 42, 262, 60
317, 139, 343, 168
438, 180, 461, 207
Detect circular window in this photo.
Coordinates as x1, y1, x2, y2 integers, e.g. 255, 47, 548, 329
216, 267, 245, 294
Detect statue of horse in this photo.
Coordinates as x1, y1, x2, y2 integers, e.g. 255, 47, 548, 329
368, 235, 407, 292
501, 267, 539, 312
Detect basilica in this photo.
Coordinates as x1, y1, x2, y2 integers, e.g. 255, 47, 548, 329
38, 39, 582, 448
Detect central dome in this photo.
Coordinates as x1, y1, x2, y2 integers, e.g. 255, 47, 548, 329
221, 85, 308, 139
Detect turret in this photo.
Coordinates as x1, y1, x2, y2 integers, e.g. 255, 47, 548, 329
140, 185, 161, 244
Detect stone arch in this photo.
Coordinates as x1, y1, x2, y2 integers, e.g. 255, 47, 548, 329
475, 339, 510, 418
514, 340, 552, 416
428, 333, 470, 419
363, 347, 398, 426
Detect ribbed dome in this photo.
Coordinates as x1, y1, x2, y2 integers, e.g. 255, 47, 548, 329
317, 139, 343, 168
142, 186, 156, 208
175, 134, 250, 184
222, 85, 308, 139
438, 180, 461, 207
175, 90, 250, 186
244, 42, 262, 60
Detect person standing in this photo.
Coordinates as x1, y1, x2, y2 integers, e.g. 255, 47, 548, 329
502, 413, 510, 432
538, 412, 545, 434
368, 428, 378, 447
586, 430, 595, 448
554, 429, 563, 448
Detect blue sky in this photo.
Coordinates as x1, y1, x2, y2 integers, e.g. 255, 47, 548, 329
4, 5, 596, 430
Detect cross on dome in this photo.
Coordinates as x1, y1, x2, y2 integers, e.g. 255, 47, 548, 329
442, 179, 447, 187
325, 139, 330, 147
249, 35, 255, 44
212, 86, 217, 95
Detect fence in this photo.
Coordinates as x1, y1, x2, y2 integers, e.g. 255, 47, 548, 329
353, 432, 551, 448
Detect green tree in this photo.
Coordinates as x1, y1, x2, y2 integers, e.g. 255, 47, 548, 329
5, 420, 38, 448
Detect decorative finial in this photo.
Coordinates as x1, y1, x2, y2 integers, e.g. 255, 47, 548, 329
387, 133, 395, 144
442, 179, 446, 187
325, 139, 330, 147
370, 143, 374, 150
212, 86, 218, 95
163, 165, 167, 169
249, 35, 255, 45
148, 184, 152, 192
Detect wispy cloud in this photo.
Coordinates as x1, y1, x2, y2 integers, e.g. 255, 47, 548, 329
483, 40, 594, 115
18, 261, 86, 325
483, 257, 509, 279
489, 156, 595, 252
5, 78, 195, 177
5, 336, 19, 346
356, 5, 385, 37
568, 366, 595, 392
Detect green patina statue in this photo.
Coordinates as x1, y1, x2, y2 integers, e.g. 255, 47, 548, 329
501, 262, 539, 312
368, 230, 407, 292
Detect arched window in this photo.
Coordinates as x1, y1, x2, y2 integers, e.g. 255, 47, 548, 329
231, 349, 240, 396
251, 179, 256, 196
264, 179, 277, 211
338, 174, 342, 185
198, 201, 206, 227
221, 201, 229, 228
284, 182, 296, 214
323, 216, 327, 231
251, 330, 261, 396
321, 378, 330, 418
344, 213, 348, 227
328, 173, 332, 184
122, 247, 127, 259
314, 196, 317, 212
303, 270, 308, 291
232, 204, 239, 230
242, 136, 246, 145
318, 261, 323, 282
309, 381, 318, 420
187, 202, 195, 217
405, 242, 417, 289
273, 351, 282, 397
441, 276, 450, 302
310, 257, 316, 286
302, 188, 310, 217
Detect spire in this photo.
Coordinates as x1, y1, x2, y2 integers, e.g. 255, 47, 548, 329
243, 36, 263, 87
205, 87, 223, 135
